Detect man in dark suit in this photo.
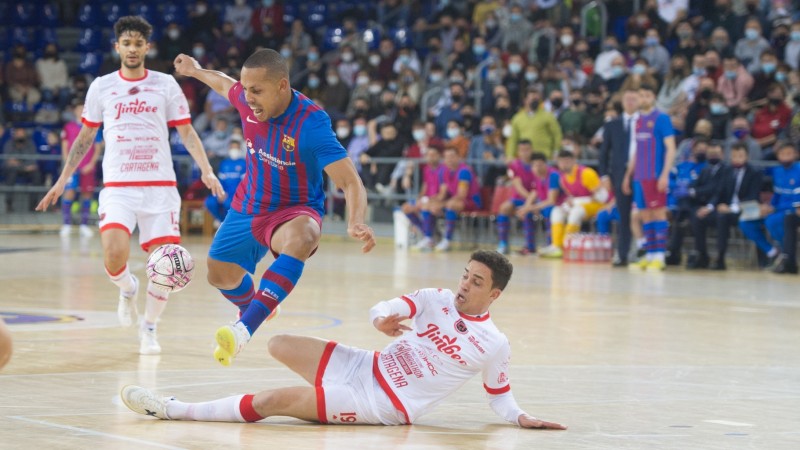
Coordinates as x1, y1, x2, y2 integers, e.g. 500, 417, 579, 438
688, 142, 744, 269
599, 88, 639, 266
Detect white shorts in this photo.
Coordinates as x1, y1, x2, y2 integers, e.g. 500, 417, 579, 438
315, 342, 408, 426
98, 186, 181, 252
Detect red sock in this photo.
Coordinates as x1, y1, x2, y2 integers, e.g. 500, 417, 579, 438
239, 394, 265, 422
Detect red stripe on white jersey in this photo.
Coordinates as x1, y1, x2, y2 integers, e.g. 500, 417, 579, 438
167, 118, 192, 127
483, 383, 511, 395
401, 296, 417, 319
104, 181, 177, 187
81, 117, 102, 128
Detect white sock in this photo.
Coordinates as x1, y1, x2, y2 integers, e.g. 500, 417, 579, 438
646, 252, 654, 262
166, 395, 247, 422
653, 252, 665, 263
144, 282, 169, 324
637, 238, 646, 249
106, 264, 135, 293
768, 247, 779, 258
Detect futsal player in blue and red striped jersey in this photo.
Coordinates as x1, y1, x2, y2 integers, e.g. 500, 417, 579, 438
622, 83, 677, 271
174, 50, 375, 366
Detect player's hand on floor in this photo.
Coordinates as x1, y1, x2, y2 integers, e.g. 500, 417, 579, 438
349, 223, 376, 253
36, 181, 66, 212
202, 172, 226, 200
373, 314, 411, 337
518, 414, 567, 430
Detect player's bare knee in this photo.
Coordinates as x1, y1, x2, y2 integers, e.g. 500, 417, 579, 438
499, 202, 514, 215
267, 334, 293, 360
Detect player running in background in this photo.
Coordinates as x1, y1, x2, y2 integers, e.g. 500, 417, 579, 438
121, 250, 566, 430
59, 101, 101, 239
37, 16, 224, 355
623, 83, 677, 271
173, 49, 375, 366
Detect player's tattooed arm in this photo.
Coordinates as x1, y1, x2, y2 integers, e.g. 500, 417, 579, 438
64, 126, 100, 173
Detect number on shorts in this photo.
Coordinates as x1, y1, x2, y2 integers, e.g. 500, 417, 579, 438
339, 412, 357, 423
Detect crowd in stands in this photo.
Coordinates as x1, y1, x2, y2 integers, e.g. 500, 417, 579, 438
1, 0, 800, 273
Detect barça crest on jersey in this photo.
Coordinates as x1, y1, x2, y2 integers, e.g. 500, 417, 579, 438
454, 318, 468, 334
282, 134, 296, 152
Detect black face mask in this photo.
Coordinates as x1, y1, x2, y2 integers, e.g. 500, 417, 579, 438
769, 97, 782, 105
700, 90, 712, 101
586, 101, 601, 110
695, 153, 707, 163
782, 161, 795, 169
551, 99, 564, 109
706, 66, 718, 75
530, 100, 540, 110
14, 137, 26, 143
707, 157, 722, 165
497, 107, 509, 116
451, 95, 464, 104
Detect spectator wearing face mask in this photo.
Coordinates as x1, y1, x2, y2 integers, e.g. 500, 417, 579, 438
724, 116, 762, 161
321, 69, 351, 117
785, 21, 800, 70
251, 0, 286, 40
620, 57, 659, 93
684, 78, 717, 138
205, 140, 246, 224
762, 143, 800, 273
664, 138, 708, 265
336, 46, 361, 88
35, 44, 70, 108
4, 45, 40, 115
287, 20, 312, 57
360, 122, 405, 194
707, 93, 732, 140
225, 0, 254, 41
189, 0, 220, 44
160, 23, 189, 62
595, 36, 624, 81
501, 55, 527, 111
717, 55, 753, 111
559, 91, 587, 137
444, 120, 470, 160
347, 117, 371, 175
505, 87, 562, 160
2, 127, 42, 188
745, 51, 779, 112
202, 118, 233, 173
500, 4, 534, 53
752, 83, 792, 158
735, 19, 771, 72
640, 29, 670, 77
468, 115, 505, 185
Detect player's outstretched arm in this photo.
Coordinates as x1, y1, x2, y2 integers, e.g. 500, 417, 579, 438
175, 124, 225, 199
174, 54, 236, 99
372, 313, 412, 337
36, 125, 100, 211
518, 414, 567, 430
325, 158, 376, 252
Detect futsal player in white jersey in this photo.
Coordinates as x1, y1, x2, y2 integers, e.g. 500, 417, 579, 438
121, 251, 566, 430
37, 17, 224, 355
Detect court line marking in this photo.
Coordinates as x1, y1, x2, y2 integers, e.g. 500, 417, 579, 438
7, 416, 187, 450
704, 420, 754, 427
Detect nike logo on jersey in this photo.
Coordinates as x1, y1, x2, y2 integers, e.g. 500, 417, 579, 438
246, 116, 258, 124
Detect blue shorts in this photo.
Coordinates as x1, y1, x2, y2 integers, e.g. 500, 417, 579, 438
208, 206, 322, 274
511, 198, 525, 208
208, 210, 270, 274
540, 205, 553, 219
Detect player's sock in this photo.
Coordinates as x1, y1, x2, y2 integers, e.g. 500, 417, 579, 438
405, 212, 424, 232
496, 215, 510, 246
80, 199, 91, 225
240, 254, 304, 335
106, 264, 135, 293
642, 222, 656, 257
565, 223, 580, 237
144, 281, 169, 325
551, 222, 565, 248
166, 394, 264, 422
444, 209, 458, 240
522, 214, 536, 250
653, 220, 669, 261
637, 237, 647, 250
421, 210, 434, 238
61, 199, 73, 224
220, 276, 255, 314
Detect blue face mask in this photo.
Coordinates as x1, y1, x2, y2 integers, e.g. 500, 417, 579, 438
308, 77, 320, 88
745, 28, 759, 40
762, 62, 777, 74
307, 52, 319, 62
473, 45, 485, 56
280, 49, 292, 59
733, 128, 749, 139
710, 103, 729, 115
510, 13, 522, 22
354, 124, 367, 136
611, 66, 624, 78
263, 0, 274, 7
481, 125, 495, 135
508, 62, 522, 74
645, 37, 658, 47
632, 64, 646, 75
792, 31, 800, 42
776, 72, 787, 82
724, 70, 737, 79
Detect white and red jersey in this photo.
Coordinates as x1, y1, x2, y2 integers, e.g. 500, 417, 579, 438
81, 70, 192, 187
370, 288, 516, 424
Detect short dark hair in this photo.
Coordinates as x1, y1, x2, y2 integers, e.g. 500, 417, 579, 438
639, 82, 658, 94
114, 16, 153, 42
531, 152, 547, 162
557, 149, 575, 158
731, 143, 748, 153
469, 250, 513, 291
518, 139, 533, 147
777, 141, 797, 154
243, 49, 290, 80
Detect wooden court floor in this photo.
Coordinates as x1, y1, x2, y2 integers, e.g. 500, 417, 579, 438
0, 232, 798, 449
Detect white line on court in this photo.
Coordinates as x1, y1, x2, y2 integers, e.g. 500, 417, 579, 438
703, 420, 754, 427
8, 415, 187, 449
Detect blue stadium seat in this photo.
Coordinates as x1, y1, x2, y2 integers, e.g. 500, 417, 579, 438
307, 3, 327, 29
76, 29, 103, 52
322, 27, 344, 51
131, 4, 156, 27
11, 3, 36, 27
77, 52, 103, 76
362, 28, 380, 51
0, 3, 9, 27
35, 29, 59, 52
41, 3, 61, 28
9, 27, 32, 48
162, 4, 189, 28
77, 3, 101, 28
390, 27, 412, 48
105, 4, 128, 28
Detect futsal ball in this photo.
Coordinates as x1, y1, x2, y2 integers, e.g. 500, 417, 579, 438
146, 244, 195, 293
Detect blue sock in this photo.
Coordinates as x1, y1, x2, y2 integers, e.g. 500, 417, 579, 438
444, 209, 458, 240
653, 220, 669, 254
220, 275, 255, 314
80, 199, 91, 225
496, 215, 510, 245
240, 254, 304, 335
642, 222, 656, 254
421, 210, 434, 238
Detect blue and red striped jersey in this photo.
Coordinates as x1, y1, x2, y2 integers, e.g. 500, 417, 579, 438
228, 82, 347, 216
633, 109, 675, 181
